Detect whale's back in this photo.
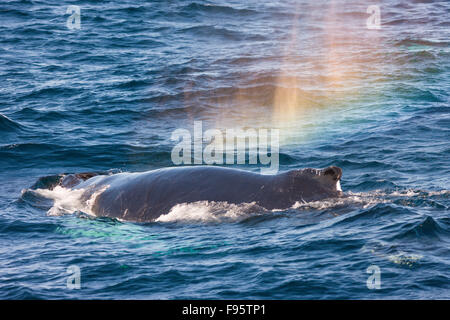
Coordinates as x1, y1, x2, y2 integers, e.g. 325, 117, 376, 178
77, 165, 342, 222
90, 166, 277, 221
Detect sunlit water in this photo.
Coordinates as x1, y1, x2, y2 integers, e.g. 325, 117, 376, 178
0, 0, 449, 299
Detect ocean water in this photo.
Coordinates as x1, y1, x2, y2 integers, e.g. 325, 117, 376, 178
0, 0, 449, 299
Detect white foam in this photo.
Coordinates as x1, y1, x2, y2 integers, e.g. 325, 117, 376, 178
31, 185, 109, 216
362, 244, 424, 267
290, 192, 389, 211
352, 189, 450, 198
155, 201, 265, 223
387, 252, 423, 266
424, 190, 450, 196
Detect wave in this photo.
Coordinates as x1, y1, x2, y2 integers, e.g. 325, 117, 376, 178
396, 39, 450, 48
390, 215, 450, 241
177, 25, 263, 41
0, 113, 23, 132
19, 87, 82, 101
0, 218, 57, 235
0, 143, 173, 169
182, 3, 258, 16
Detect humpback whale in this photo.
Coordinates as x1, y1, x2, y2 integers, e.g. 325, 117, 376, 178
59, 165, 343, 222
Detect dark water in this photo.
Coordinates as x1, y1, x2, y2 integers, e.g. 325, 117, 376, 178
1, 0, 449, 299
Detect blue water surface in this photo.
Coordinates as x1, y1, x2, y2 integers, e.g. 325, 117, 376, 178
0, 0, 449, 299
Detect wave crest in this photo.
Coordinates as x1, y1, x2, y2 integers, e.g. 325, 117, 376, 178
0, 113, 22, 132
